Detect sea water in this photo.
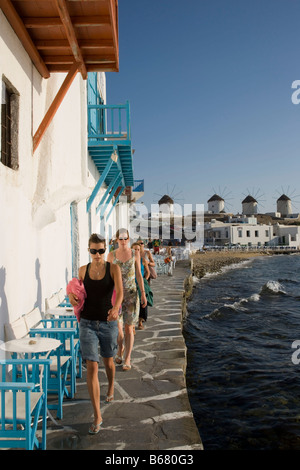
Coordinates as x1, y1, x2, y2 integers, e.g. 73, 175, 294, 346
183, 254, 300, 450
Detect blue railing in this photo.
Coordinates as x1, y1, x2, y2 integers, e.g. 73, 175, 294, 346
133, 179, 144, 192
88, 101, 131, 141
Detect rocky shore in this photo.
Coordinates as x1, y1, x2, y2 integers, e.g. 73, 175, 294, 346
182, 251, 267, 317
191, 250, 267, 279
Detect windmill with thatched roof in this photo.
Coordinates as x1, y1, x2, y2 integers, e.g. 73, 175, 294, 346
277, 194, 292, 217
207, 194, 225, 214
242, 195, 258, 215
158, 194, 174, 216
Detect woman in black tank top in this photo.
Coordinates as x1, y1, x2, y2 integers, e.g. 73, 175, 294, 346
68, 234, 123, 435
80, 262, 115, 321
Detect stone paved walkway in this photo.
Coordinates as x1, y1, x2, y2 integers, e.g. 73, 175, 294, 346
45, 259, 203, 451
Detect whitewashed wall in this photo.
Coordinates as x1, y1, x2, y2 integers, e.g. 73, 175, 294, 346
230, 225, 272, 246
0, 12, 118, 340
205, 222, 300, 248
272, 225, 300, 248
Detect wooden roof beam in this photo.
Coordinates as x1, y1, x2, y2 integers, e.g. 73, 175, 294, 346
15, 0, 108, 2
47, 63, 118, 72
24, 16, 110, 28
44, 55, 115, 64
0, 0, 50, 78
36, 39, 114, 50
54, 0, 87, 79
33, 60, 79, 152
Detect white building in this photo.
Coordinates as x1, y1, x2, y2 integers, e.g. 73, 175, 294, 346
0, 3, 139, 340
271, 224, 300, 248
204, 217, 300, 249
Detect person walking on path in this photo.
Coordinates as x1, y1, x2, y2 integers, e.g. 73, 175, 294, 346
153, 238, 161, 254
166, 241, 174, 275
147, 238, 153, 250
132, 242, 150, 330
68, 233, 123, 435
107, 229, 147, 371
135, 240, 150, 281
143, 242, 156, 283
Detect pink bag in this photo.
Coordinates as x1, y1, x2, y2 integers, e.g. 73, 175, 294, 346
66, 278, 87, 322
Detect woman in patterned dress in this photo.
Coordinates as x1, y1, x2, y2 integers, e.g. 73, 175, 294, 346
107, 228, 147, 370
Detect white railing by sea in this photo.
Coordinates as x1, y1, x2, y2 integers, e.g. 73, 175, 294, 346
197, 245, 299, 253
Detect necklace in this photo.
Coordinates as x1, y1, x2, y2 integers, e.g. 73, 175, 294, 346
91, 262, 105, 277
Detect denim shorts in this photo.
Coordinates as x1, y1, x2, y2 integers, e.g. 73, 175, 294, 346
79, 318, 118, 361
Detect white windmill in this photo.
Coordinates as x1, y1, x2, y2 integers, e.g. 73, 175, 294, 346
241, 188, 265, 215
274, 187, 300, 218
207, 186, 234, 214
153, 183, 185, 216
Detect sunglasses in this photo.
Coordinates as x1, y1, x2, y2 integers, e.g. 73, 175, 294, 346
89, 248, 105, 255
119, 236, 128, 240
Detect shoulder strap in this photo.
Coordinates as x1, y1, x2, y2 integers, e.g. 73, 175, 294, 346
83, 263, 90, 281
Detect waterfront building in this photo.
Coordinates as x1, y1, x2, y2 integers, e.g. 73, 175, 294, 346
204, 217, 300, 249
0, 2, 143, 340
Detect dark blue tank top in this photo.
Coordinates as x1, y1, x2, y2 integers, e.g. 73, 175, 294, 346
80, 262, 114, 321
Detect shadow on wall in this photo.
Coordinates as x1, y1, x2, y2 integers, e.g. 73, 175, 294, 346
0, 266, 9, 341
65, 267, 70, 286
34, 258, 42, 311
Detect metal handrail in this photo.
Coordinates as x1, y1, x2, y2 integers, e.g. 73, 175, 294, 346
88, 101, 131, 141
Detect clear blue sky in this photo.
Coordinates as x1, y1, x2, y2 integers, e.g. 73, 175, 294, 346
107, 0, 300, 215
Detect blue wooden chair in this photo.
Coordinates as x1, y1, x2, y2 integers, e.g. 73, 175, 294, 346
25, 307, 81, 381
29, 328, 75, 419
0, 358, 51, 450
57, 288, 73, 308
44, 295, 83, 379
40, 318, 81, 383
43, 317, 82, 379
154, 255, 169, 275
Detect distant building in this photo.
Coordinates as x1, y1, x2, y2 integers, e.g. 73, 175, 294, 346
158, 195, 174, 215
242, 195, 258, 215
204, 217, 300, 249
207, 194, 224, 214
277, 194, 292, 218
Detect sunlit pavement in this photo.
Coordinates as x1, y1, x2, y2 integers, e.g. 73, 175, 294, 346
45, 260, 203, 451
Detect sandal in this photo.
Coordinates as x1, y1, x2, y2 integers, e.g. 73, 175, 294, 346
122, 364, 131, 371
89, 421, 103, 435
105, 394, 114, 403
115, 347, 124, 365
115, 354, 123, 365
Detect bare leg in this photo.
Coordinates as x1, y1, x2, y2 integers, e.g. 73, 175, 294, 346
102, 356, 115, 398
123, 323, 134, 366
116, 321, 124, 359
86, 360, 102, 425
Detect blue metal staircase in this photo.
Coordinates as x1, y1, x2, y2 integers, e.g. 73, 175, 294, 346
86, 73, 134, 219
